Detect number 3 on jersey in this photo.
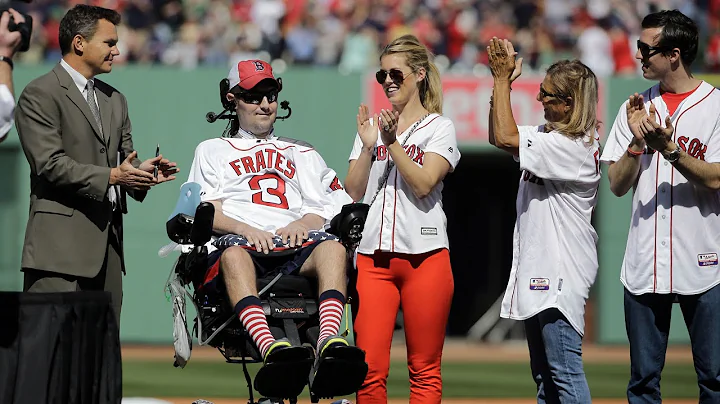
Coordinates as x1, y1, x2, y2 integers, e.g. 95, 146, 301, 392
249, 173, 289, 209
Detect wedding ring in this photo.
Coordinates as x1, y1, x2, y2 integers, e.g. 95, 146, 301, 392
383, 125, 390, 131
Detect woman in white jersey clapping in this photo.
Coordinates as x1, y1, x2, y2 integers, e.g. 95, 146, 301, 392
488, 37, 601, 403
345, 34, 461, 403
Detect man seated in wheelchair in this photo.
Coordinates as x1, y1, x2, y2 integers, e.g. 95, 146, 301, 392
185, 59, 365, 397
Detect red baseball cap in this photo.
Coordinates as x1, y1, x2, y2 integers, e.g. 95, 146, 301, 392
227, 60, 278, 91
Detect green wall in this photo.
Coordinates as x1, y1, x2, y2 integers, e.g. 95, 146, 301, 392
0, 65, 704, 344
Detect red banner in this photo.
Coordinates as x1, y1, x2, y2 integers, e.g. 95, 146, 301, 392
365, 75, 605, 144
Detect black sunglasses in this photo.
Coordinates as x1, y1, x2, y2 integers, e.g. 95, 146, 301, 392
637, 40, 670, 59
375, 68, 413, 85
236, 90, 279, 105
539, 85, 563, 99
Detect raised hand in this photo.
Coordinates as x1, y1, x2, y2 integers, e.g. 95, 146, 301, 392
626, 93, 648, 146
504, 39, 523, 83
487, 37, 517, 82
0, 9, 23, 58
357, 104, 379, 149
641, 103, 674, 152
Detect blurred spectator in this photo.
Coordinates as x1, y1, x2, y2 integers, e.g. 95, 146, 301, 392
284, 9, 318, 64
12, 0, 719, 75
339, 23, 379, 74
575, 16, 614, 78
608, 21, 638, 76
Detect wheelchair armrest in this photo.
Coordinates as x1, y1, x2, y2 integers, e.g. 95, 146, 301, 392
327, 203, 370, 246
166, 201, 216, 246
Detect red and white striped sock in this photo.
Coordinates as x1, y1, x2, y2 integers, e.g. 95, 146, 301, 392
235, 296, 275, 357
318, 290, 345, 345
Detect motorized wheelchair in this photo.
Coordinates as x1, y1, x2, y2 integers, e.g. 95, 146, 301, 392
163, 181, 369, 404
162, 75, 369, 403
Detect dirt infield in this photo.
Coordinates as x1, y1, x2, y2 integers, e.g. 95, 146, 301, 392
131, 399, 698, 404
122, 339, 694, 364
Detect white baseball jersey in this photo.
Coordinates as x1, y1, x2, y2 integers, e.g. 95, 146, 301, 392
348, 113, 461, 255
500, 126, 601, 336
187, 129, 350, 234
601, 81, 720, 295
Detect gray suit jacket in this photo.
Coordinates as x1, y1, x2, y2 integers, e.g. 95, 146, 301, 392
16, 63, 146, 278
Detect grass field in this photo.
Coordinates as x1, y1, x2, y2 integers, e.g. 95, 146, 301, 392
122, 359, 699, 399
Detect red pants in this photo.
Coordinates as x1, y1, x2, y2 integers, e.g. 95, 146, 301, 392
353, 248, 454, 404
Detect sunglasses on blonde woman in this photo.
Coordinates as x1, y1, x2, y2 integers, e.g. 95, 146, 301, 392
539, 85, 564, 99
375, 68, 413, 85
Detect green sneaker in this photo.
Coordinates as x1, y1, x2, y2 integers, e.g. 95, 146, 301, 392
309, 335, 367, 399
263, 338, 292, 364
317, 335, 349, 358
255, 338, 314, 399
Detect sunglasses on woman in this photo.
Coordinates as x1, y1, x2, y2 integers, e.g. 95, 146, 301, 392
637, 40, 671, 59
236, 90, 279, 105
539, 85, 564, 99
375, 68, 413, 85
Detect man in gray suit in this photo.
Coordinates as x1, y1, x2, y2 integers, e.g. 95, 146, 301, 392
15, 5, 178, 325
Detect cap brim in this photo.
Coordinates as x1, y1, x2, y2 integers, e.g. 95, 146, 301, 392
239, 76, 278, 91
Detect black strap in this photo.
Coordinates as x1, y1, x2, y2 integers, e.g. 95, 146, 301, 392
0, 56, 14, 70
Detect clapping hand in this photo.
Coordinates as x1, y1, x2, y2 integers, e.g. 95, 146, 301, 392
112, 151, 157, 191
378, 108, 400, 146
139, 154, 179, 183
356, 104, 378, 149
641, 104, 674, 152
626, 93, 648, 147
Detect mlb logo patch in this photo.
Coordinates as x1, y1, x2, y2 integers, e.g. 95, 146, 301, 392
530, 278, 550, 290
698, 253, 719, 267
420, 227, 438, 236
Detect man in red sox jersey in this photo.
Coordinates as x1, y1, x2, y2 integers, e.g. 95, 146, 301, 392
186, 60, 359, 393
601, 10, 720, 403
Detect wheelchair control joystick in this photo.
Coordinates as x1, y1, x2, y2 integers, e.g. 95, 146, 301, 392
190, 202, 215, 246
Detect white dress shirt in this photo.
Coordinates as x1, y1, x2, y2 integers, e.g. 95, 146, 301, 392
60, 58, 118, 208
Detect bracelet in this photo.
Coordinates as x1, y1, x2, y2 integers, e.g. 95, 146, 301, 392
627, 146, 644, 157
0, 56, 13, 70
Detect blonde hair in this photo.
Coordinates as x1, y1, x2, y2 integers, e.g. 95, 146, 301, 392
380, 34, 443, 114
544, 60, 600, 141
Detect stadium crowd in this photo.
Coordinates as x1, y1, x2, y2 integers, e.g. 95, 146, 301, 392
12, 0, 718, 75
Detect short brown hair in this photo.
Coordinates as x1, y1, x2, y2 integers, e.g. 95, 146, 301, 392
59, 5, 121, 55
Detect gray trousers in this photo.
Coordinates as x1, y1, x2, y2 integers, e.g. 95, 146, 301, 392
23, 226, 123, 326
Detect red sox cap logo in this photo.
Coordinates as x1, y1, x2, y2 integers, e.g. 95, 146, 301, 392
252, 61, 265, 71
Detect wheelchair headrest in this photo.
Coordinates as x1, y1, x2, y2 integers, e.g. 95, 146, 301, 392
168, 182, 203, 220
166, 182, 215, 245
328, 203, 370, 245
